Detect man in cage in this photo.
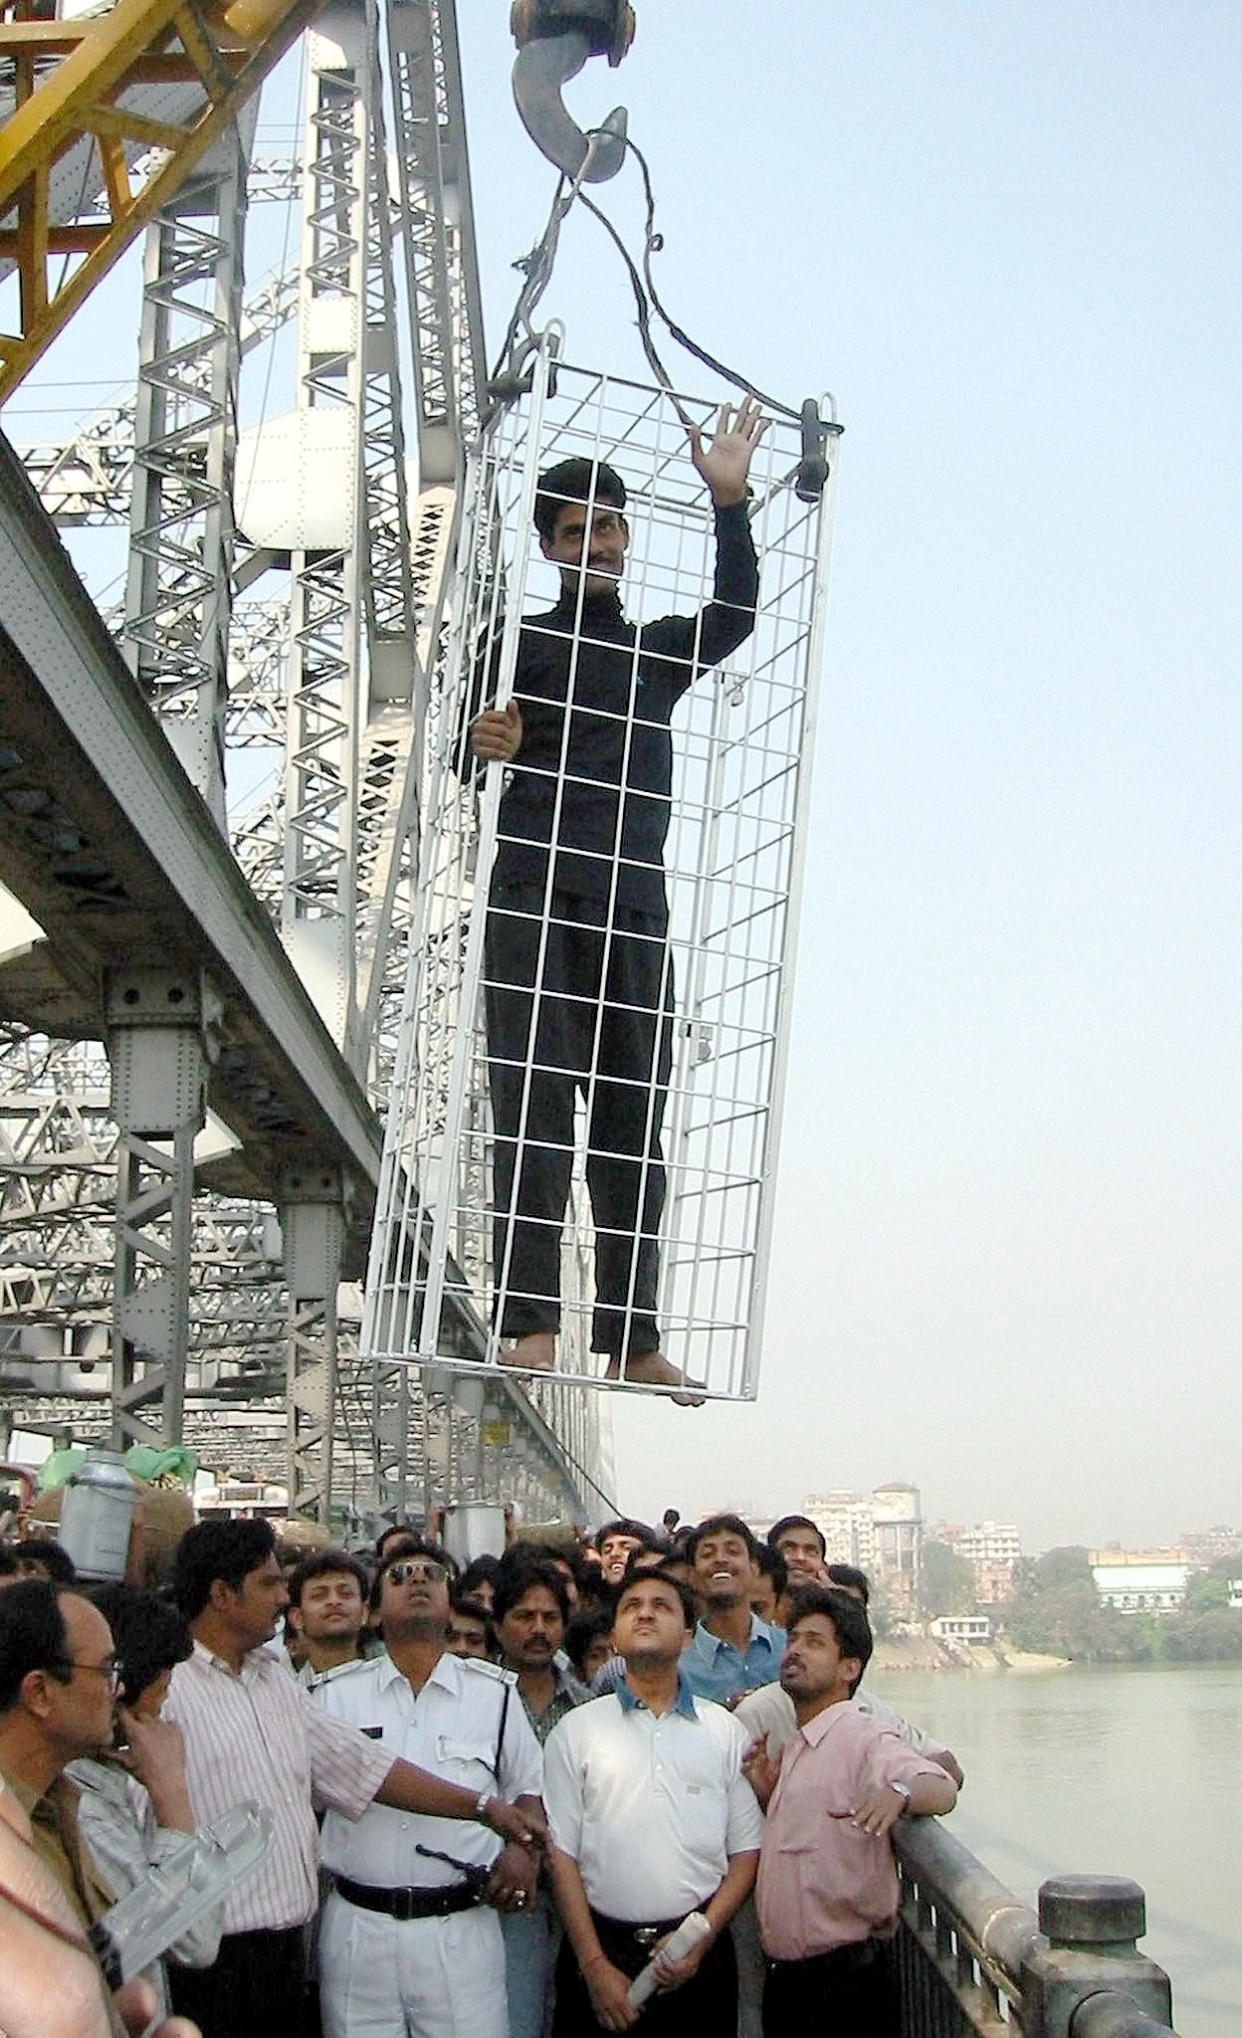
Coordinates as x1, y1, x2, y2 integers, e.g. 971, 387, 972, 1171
470, 398, 765, 1396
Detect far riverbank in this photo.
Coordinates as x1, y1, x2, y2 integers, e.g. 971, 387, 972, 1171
873, 1633, 1069, 1674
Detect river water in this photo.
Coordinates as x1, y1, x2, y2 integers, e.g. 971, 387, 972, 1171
867, 1661, 1242, 2038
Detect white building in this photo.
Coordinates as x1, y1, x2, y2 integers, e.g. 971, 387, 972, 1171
1090, 1550, 1190, 1613
804, 1482, 923, 1615
804, 1489, 876, 1571
930, 1615, 993, 1643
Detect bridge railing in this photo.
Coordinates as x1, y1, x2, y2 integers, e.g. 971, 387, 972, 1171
894, 1816, 1180, 2038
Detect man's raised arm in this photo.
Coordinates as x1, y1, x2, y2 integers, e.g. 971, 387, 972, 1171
642, 397, 767, 677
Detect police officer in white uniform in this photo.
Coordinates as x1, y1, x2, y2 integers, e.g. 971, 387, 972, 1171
314, 1540, 544, 2038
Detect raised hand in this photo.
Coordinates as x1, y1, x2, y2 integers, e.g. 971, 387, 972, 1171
741, 1734, 779, 1809
118, 1709, 195, 1834
687, 396, 767, 506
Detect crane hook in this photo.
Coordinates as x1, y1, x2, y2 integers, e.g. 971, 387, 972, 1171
511, 2, 637, 186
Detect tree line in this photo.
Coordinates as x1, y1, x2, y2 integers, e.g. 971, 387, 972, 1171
918, 1542, 1242, 1664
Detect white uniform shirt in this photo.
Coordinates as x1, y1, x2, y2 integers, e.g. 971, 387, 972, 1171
315, 1649, 543, 1889
543, 1682, 763, 1923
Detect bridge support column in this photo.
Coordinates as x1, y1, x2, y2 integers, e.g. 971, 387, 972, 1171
369, 1356, 412, 1522
105, 967, 215, 1449
280, 1163, 346, 1523
124, 119, 252, 831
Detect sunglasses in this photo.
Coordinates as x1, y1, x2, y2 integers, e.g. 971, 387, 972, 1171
386, 1560, 448, 1586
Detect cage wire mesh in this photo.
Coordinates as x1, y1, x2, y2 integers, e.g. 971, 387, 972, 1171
362, 346, 838, 1401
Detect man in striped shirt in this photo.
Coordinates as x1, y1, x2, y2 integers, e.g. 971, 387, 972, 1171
163, 1518, 542, 2038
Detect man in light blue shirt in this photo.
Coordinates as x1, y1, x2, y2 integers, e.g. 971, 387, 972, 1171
679, 1515, 785, 1703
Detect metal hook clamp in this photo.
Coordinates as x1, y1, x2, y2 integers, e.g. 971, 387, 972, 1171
511, 1, 637, 184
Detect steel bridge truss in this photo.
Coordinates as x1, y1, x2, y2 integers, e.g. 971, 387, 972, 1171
0, 0, 614, 1527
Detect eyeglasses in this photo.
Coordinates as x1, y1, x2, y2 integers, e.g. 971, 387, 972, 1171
386, 1560, 448, 1586
51, 1656, 123, 1696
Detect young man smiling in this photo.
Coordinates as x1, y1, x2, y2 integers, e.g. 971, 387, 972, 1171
543, 1564, 762, 2035
745, 1586, 957, 2038
680, 1514, 784, 1703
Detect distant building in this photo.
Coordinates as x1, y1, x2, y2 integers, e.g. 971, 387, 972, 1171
872, 1484, 922, 1616
197, 1477, 289, 1519
805, 1482, 923, 1616
804, 1490, 876, 1572
928, 1519, 1021, 1603
1227, 1580, 1242, 1612
1181, 1526, 1242, 1567
1089, 1550, 1190, 1613
929, 1615, 993, 1643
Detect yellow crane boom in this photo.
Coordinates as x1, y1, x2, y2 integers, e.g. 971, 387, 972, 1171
0, 0, 322, 398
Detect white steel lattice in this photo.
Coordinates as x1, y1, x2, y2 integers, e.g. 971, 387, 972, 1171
365, 348, 839, 1400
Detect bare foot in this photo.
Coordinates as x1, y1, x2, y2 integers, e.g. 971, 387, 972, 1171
500, 1331, 557, 1373
604, 1350, 706, 1407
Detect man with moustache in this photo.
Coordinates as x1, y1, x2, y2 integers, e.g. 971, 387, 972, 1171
735, 1570, 964, 1782
744, 1586, 957, 2037
314, 1539, 545, 2038
494, 1562, 589, 1747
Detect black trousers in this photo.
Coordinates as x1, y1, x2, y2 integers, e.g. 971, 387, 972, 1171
553, 1908, 736, 2038
762, 1937, 900, 2038
485, 883, 674, 1357
169, 1925, 310, 2038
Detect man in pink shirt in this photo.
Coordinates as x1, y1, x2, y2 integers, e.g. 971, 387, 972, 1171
744, 1586, 957, 2037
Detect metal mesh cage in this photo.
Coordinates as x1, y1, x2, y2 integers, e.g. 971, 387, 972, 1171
363, 344, 838, 1400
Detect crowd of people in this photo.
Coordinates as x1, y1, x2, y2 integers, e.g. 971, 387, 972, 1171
0, 1503, 963, 2038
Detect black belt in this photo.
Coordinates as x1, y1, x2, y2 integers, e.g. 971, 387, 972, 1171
768, 1937, 885, 1974
590, 1907, 694, 1954
333, 1873, 481, 1920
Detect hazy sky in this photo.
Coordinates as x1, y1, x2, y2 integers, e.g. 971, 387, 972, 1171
7, 6, 1240, 1555
456, 4, 1242, 1552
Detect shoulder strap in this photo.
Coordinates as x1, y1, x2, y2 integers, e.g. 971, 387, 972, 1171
494, 1679, 511, 1781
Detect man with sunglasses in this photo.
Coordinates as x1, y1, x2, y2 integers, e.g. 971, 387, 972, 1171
314, 1538, 545, 2038
0, 1577, 121, 1933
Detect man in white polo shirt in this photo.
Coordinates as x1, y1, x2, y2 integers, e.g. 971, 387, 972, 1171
543, 1563, 762, 2035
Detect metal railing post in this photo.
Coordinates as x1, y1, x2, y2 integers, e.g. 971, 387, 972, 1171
1021, 1879, 1173, 2038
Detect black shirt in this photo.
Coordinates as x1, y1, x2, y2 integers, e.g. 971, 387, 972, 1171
489, 500, 759, 916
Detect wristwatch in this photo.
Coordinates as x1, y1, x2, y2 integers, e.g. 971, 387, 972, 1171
475, 1790, 494, 1823
888, 1781, 912, 1809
